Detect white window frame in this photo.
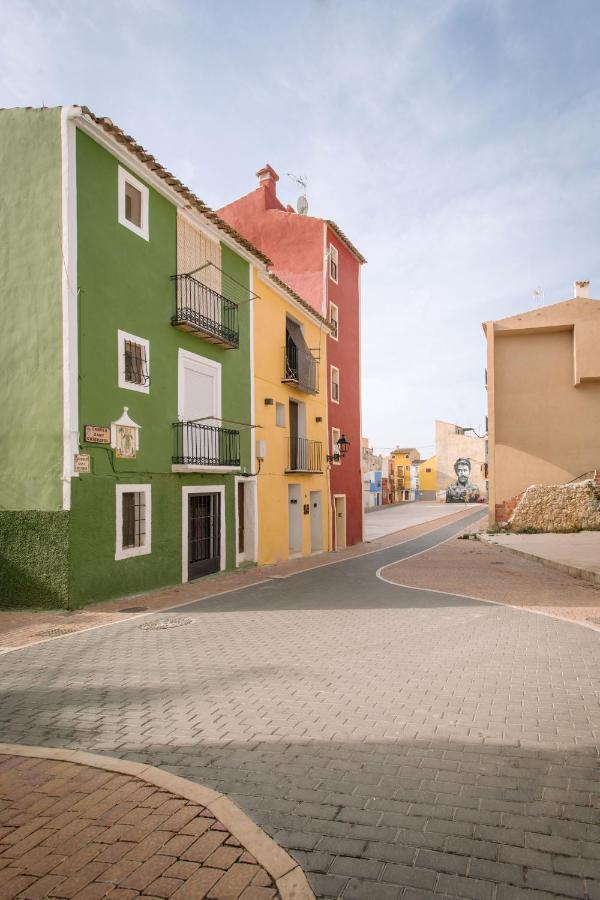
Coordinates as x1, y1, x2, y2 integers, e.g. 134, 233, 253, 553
329, 244, 339, 283
330, 301, 339, 341
177, 349, 221, 422
115, 483, 151, 560
118, 166, 149, 241
118, 330, 150, 394
330, 365, 340, 404
331, 426, 341, 465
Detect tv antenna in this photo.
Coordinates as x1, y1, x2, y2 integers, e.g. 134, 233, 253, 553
532, 286, 544, 306
287, 172, 308, 215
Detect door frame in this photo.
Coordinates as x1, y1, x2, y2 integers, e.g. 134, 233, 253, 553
234, 475, 257, 567
333, 493, 347, 550
181, 485, 226, 583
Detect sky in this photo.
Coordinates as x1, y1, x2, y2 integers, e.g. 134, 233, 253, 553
2, 0, 600, 457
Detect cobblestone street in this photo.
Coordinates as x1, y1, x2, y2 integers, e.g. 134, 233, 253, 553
0, 510, 598, 899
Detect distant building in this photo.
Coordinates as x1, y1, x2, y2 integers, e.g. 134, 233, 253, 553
418, 455, 437, 499
435, 421, 487, 502
389, 448, 421, 502
361, 438, 383, 509
483, 281, 600, 526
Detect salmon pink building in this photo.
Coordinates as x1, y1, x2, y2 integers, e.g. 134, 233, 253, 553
219, 165, 366, 548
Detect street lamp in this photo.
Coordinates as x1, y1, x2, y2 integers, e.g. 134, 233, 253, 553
327, 434, 351, 464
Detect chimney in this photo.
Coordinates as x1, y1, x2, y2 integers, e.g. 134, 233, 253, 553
256, 164, 279, 200
574, 280, 590, 299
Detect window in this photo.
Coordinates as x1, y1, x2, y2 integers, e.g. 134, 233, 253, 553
115, 484, 151, 560
329, 244, 338, 283
330, 365, 340, 403
275, 402, 285, 427
118, 166, 149, 240
330, 302, 339, 340
426, 467, 432, 473
118, 330, 150, 394
331, 427, 341, 465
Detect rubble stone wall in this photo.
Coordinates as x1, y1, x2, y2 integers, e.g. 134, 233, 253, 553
509, 476, 600, 532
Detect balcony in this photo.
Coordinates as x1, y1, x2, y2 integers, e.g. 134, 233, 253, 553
282, 344, 319, 394
171, 274, 239, 349
172, 421, 240, 467
287, 437, 323, 473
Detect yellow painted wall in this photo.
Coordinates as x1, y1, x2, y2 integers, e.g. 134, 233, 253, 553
419, 455, 437, 493
253, 272, 330, 564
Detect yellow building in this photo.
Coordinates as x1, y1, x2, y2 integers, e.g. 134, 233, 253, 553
418, 454, 437, 498
389, 447, 420, 502
253, 271, 332, 564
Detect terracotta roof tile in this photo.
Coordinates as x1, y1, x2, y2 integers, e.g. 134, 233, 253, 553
79, 107, 272, 266
267, 273, 334, 331
326, 219, 367, 264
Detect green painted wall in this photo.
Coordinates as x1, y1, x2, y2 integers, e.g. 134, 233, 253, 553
70, 129, 252, 606
0, 511, 69, 609
0, 108, 64, 510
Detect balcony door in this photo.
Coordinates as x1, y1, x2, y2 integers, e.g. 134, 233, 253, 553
288, 400, 307, 471
178, 350, 221, 463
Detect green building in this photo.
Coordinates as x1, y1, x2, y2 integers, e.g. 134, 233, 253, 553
0, 106, 266, 608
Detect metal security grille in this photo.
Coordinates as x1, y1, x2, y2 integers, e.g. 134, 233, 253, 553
122, 491, 146, 549
124, 341, 149, 385
188, 493, 220, 579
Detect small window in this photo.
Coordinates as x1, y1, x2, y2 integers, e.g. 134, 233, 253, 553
331, 366, 340, 403
125, 181, 142, 227
118, 330, 150, 393
426, 467, 432, 473
116, 484, 151, 560
275, 402, 285, 427
118, 167, 149, 240
329, 244, 338, 283
330, 302, 339, 340
331, 427, 341, 465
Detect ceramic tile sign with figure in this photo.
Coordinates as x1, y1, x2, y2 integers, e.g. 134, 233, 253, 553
446, 457, 480, 503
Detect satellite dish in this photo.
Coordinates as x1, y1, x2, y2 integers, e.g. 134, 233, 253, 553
297, 195, 308, 215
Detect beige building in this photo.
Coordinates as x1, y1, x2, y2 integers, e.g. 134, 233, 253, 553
435, 420, 487, 501
483, 281, 600, 525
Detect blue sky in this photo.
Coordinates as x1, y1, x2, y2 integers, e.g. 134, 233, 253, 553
2, 0, 599, 456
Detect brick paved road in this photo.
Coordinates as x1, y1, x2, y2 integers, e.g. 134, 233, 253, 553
0, 511, 599, 900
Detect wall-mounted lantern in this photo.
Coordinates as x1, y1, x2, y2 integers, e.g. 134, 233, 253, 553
327, 433, 350, 464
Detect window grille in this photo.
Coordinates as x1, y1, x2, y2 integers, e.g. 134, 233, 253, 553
122, 491, 146, 549
124, 340, 149, 386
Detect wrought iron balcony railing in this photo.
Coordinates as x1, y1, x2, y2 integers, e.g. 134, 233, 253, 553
287, 437, 323, 473
171, 274, 239, 349
282, 345, 319, 394
172, 421, 240, 467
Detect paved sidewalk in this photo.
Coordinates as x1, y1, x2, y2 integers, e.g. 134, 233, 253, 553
0, 748, 308, 900
380, 530, 600, 631
364, 501, 479, 541
0, 507, 477, 654
483, 530, 600, 588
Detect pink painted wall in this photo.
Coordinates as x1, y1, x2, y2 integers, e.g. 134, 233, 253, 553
218, 169, 364, 545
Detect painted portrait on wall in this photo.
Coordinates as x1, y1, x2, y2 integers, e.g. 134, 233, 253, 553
446, 457, 480, 503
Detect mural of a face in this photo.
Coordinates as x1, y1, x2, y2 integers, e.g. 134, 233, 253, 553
455, 459, 471, 485
446, 457, 480, 503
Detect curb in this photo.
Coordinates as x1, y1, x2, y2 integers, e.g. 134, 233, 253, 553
0, 743, 315, 900
479, 534, 600, 589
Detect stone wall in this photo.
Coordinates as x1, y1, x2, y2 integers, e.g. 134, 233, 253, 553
508, 474, 600, 532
